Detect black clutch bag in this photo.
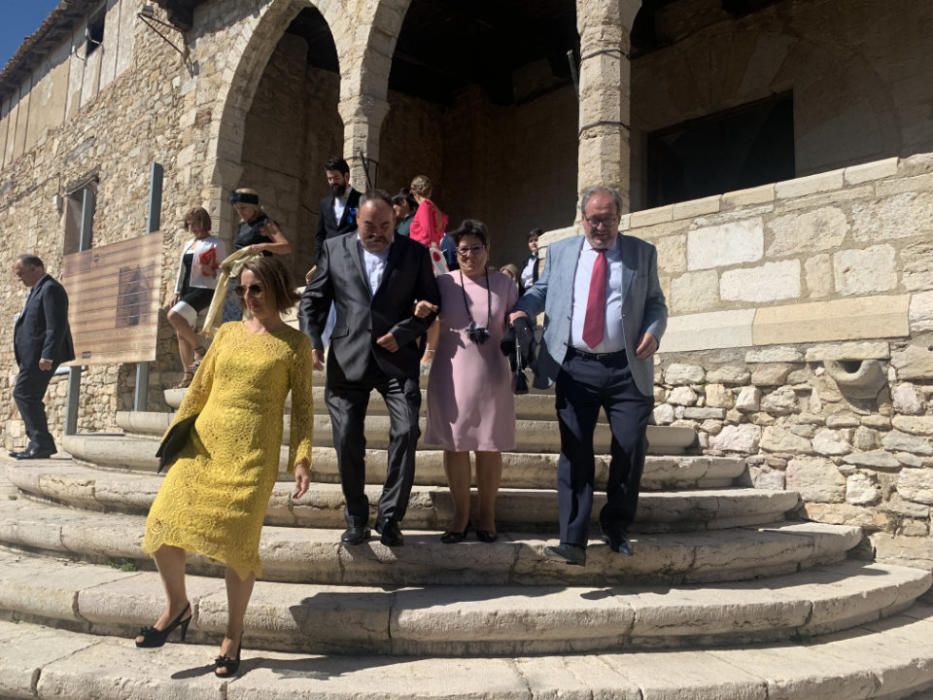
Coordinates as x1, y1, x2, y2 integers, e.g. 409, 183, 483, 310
155, 415, 198, 473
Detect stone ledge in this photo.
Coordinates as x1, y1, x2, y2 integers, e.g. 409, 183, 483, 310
752, 295, 911, 346
0, 495, 862, 586
0, 552, 926, 656
5, 607, 933, 699
5, 462, 795, 534
58, 433, 709, 488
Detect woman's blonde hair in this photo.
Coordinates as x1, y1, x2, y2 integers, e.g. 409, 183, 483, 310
409, 174, 433, 197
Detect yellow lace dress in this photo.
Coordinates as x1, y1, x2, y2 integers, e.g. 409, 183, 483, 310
143, 321, 314, 579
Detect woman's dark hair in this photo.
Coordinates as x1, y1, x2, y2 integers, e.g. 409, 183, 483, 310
239, 256, 300, 313
528, 227, 543, 240
450, 219, 488, 248
183, 207, 212, 232
391, 194, 408, 206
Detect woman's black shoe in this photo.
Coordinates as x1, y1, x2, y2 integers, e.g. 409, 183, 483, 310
476, 529, 498, 543
214, 641, 242, 678
440, 521, 472, 544
135, 602, 192, 648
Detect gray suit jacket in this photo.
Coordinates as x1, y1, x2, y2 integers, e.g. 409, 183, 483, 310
515, 233, 667, 397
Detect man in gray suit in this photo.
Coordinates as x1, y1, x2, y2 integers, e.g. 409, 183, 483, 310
11, 254, 75, 460
512, 185, 667, 565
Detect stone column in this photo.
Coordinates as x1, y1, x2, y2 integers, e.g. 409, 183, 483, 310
338, 95, 390, 191
576, 0, 640, 213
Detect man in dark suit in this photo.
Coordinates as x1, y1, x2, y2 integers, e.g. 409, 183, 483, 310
300, 191, 440, 547
313, 157, 362, 267
11, 254, 75, 459
512, 186, 668, 566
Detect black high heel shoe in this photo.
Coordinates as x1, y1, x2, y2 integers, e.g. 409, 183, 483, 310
440, 521, 472, 544
476, 529, 498, 543
135, 602, 192, 648
214, 640, 243, 678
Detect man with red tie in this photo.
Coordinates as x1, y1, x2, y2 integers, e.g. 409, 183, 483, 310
511, 185, 667, 566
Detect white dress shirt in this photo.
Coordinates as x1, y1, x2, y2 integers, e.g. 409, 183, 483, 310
333, 191, 349, 224
570, 238, 625, 353
520, 253, 538, 290
357, 239, 390, 296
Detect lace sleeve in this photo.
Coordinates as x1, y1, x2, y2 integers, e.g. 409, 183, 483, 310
287, 336, 315, 473
171, 324, 225, 427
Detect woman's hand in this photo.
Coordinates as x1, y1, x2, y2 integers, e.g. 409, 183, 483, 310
413, 300, 438, 319
199, 264, 217, 277
167, 294, 179, 310
293, 460, 311, 499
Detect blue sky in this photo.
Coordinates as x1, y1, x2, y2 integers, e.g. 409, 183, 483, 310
0, 1, 60, 71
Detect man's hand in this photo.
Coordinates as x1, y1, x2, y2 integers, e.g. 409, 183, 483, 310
376, 332, 399, 352
635, 332, 659, 359
413, 300, 438, 319
509, 310, 529, 325
293, 460, 311, 499
38, 359, 53, 371
305, 265, 317, 285
312, 348, 325, 370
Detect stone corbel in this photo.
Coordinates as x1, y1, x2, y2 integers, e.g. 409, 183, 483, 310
823, 360, 887, 400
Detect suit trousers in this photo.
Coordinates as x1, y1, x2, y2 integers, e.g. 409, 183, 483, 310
555, 349, 653, 548
13, 363, 60, 452
325, 352, 421, 528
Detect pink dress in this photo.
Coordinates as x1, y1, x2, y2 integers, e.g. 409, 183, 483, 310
425, 269, 518, 451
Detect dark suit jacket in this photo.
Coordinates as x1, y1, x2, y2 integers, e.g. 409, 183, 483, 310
14, 274, 76, 369
315, 188, 362, 262
300, 233, 441, 382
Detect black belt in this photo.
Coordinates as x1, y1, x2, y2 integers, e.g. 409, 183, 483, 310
566, 347, 627, 361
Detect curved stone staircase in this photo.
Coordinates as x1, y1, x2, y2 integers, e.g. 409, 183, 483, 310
1, 382, 932, 698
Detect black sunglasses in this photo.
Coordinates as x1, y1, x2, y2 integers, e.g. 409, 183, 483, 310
234, 284, 264, 297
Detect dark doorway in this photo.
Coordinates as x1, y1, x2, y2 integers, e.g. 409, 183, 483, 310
239, 6, 341, 281
381, 0, 578, 266
645, 94, 795, 208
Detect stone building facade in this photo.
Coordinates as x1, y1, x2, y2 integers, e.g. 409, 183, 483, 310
0, 0, 931, 568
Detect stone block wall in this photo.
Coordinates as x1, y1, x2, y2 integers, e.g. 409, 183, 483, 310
629, 0, 933, 207
614, 153, 933, 572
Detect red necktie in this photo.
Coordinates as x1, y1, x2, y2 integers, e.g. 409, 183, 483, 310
582, 250, 607, 348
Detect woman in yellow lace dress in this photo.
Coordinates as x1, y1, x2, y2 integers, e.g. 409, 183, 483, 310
136, 256, 313, 678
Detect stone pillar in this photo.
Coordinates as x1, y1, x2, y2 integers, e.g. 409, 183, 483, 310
338, 95, 390, 192
576, 0, 640, 213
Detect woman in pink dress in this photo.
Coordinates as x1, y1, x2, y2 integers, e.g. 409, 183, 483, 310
409, 174, 448, 365
422, 219, 517, 543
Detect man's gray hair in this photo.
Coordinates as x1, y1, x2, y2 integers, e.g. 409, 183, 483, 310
17, 254, 44, 269
579, 185, 623, 217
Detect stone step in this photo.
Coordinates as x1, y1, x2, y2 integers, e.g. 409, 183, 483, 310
115, 410, 697, 455
61, 434, 739, 489
165, 386, 562, 420
3, 608, 933, 698
6, 461, 799, 533
0, 493, 862, 586
0, 549, 927, 656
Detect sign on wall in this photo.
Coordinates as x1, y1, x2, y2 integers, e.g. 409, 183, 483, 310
62, 234, 163, 365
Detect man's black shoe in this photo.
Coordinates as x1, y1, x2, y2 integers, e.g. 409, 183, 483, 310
602, 528, 634, 556
376, 520, 404, 547
340, 526, 370, 545
543, 543, 586, 566
14, 447, 55, 460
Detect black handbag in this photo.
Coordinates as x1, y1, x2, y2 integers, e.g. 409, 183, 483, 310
155, 415, 198, 473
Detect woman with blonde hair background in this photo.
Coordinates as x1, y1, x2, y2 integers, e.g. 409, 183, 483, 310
137, 255, 313, 679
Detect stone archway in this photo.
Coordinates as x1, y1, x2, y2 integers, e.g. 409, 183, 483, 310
204, 0, 349, 279
374, 0, 581, 266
